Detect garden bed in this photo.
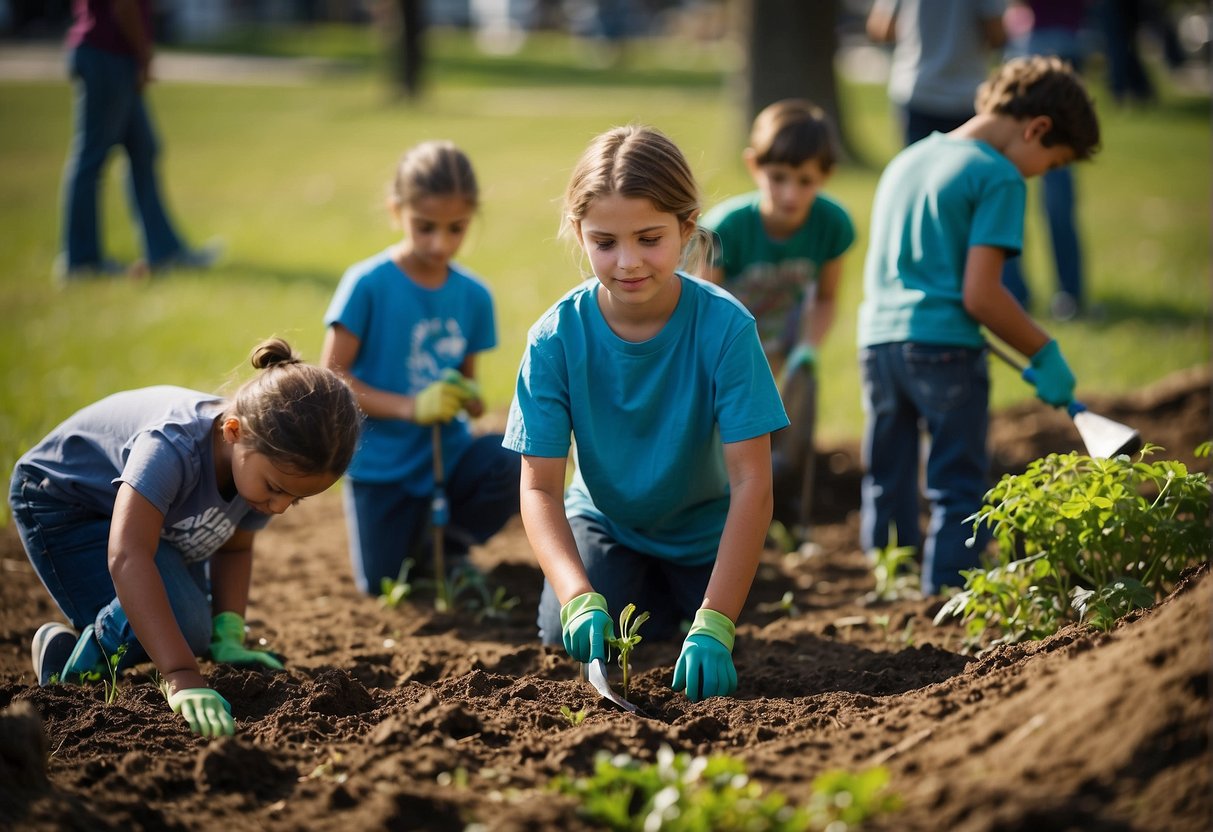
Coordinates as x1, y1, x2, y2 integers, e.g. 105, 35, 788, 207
1, 367, 1209, 831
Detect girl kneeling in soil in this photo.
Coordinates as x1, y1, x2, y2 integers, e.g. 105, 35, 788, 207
12, 339, 361, 737
322, 140, 521, 595
504, 126, 789, 701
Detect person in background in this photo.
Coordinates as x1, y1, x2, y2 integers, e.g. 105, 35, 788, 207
701, 99, 855, 540
322, 140, 520, 597
858, 56, 1100, 595
14, 338, 360, 736
57, 0, 221, 283
504, 126, 788, 702
867, 0, 1008, 146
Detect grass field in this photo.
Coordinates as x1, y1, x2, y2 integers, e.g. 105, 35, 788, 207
1, 26, 1209, 493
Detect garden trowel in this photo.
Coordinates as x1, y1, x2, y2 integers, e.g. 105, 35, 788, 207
582, 658, 637, 713
987, 341, 1142, 459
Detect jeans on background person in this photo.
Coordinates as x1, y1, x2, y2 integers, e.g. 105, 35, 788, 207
61, 43, 186, 271
10, 467, 212, 670
859, 343, 992, 595
536, 514, 716, 645
901, 106, 972, 147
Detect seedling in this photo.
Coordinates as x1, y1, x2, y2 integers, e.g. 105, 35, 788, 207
379, 558, 415, 609
606, 603, 649, 699
867, 525, 920, 602
81, 643, 127, 705
757, 590, 801, 618
559, 705, 587, 726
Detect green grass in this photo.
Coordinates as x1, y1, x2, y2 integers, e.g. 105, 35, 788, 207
2, 27, 1209, 502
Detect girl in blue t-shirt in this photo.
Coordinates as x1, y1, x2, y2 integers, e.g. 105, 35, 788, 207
11, 338, 361, 737
322, 141, 520, 596
503, 126, 789, 702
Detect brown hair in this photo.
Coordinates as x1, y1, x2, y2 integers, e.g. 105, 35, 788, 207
226, 338, 361, 476
562, 125, 712, 276
976, 55, 1101, 161
749, 98, 840, 172
390, 140, 479, 209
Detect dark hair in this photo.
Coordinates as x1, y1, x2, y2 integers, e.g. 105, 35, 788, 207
749, 99, 840, 172
562, 125, 712, 276
390, 140, 479, 209
976, 55, 1101, 161
226, 338, 361, 476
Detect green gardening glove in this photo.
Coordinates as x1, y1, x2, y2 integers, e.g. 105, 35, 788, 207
559, 592, 614, 663
671, 608, 738, 702
440, 368, 481, 401
209, 612, 285, 670
779, 343, 817, 388
168, 687, 236, 737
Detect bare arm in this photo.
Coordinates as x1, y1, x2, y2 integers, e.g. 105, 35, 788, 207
458, 353, 485, 418
112, 0, 152, 86
321, 324, 419, 422
209, 529, 256, 617
981, 13, 1008, 50
701, 434, 774, 622
800, 256, 843, 350
962, 245, 1052, 358
866, 1, 897, 43
519, 454, 590, 604
108, 483, 206, 695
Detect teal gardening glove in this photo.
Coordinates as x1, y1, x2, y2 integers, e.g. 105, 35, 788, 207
209, 611, 285, 670
672, 608, 738, 702
1026, 340, 1076, 407
559, 592, 614, 663
168, 687, 236, 737
779, 343, 817, 389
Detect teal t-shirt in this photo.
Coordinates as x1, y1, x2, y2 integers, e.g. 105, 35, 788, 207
503, 273, 789, 564
702, 191, 855, 356
858, 133, 1026, 348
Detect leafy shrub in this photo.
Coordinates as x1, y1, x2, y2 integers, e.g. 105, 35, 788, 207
936, 445, 1211, 646
554, 746, 898, 832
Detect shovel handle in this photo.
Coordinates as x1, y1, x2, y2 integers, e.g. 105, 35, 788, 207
986, 341, 1084, 416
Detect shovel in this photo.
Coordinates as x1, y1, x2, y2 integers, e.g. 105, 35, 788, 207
987, 341, 1142, 459
582, 658, 638, 713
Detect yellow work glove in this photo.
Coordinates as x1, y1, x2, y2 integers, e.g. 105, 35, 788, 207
414, 378, 467, 425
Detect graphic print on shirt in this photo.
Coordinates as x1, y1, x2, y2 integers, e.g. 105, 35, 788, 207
407, 317, 468, 389
165, 507, 236, 562
730, 258, 817, 354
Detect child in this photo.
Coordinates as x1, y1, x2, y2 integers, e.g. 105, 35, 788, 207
322, 140, 520, 596
503, 126, 789, 702
701, 99, 856, 536
858, 55, 1099, 595
12, 338, 361, 737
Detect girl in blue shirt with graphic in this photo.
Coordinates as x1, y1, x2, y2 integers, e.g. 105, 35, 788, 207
322, 141, 520, 595
504, 126, 788, 702
12, 338, 361, 736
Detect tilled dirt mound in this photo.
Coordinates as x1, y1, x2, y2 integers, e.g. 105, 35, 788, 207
0, 366, 1209, 832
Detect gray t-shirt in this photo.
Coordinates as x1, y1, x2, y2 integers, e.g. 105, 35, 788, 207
16, 386, 270, 562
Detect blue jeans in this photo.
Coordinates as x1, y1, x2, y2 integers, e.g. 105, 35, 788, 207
901, 105, 972, 147
1002, 166, 1083, 308
343, 434, 521, 594
536, 515, 716, 646
9, 467, 212, 669
61, 44, 185, 269
859, 343, 992, 594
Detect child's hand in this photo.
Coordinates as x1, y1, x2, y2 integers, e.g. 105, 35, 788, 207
209, 612, 285, 670
414, 378, 467, 424
559, 591, 613, 663
779, 343, 817, 389
1026, 340, 1076, 407
671, 608, 737, 702
167, 687, 235, 737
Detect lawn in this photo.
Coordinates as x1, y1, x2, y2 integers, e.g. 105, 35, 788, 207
1, 26, 1209, 490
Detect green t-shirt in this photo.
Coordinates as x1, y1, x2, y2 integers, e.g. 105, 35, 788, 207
702, 191, 855, 356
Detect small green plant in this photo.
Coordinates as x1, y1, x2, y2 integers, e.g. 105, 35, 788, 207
606, 603, 649, 699
553, 746, 900, 832
757, 590, 801, 618
81, 643, 128, 705
867, 525, 921, 602
559, 705, 587, 726
937, 445, 1211, 647
379, 558, 415, 609
448, 565, 521, 622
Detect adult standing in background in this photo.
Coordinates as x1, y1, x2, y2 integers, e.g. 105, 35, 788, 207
867, 0, 1007, 147
58, 0, 219, 283
1001, 0, 1091, 320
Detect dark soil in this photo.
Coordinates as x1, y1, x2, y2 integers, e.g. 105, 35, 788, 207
1, 366, 1209, 832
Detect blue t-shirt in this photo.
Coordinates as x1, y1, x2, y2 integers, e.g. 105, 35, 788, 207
858, 133, 1026, 349
16, 386, 270, 563
503, 273, 789, 564
702, 191, 856, 356
324, 249, 497, 492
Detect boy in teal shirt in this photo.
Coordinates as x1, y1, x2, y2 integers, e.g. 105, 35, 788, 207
702, 99, 856, 536
858, 56, 1100, 594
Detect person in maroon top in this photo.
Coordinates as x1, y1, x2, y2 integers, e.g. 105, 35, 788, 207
58, 0, 220, 283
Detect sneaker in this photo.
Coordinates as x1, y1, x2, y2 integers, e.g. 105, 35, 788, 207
31, 622, 78, 687
51, 255, 129, 287
61, 624, 105, 683
149, 238, 225, 274
1049, 292, 1080, 322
